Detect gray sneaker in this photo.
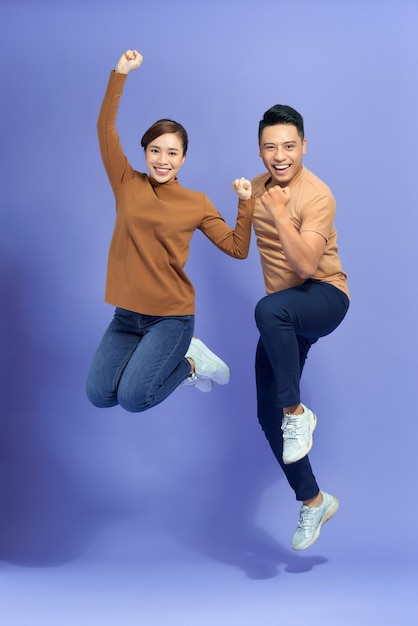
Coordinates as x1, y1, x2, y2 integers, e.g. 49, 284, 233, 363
179, 374, 214, 393
292, 491, 339, 551
281, 404, 317, 464
185, 337, 230, 385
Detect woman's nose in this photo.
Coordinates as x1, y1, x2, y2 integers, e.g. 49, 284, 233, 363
157, 152, 168, 163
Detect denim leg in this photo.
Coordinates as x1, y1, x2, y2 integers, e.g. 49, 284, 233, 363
86, 309, 142, 408
86, 308, 194, 412
256, 338, 319, 501
117, 314, 194, 412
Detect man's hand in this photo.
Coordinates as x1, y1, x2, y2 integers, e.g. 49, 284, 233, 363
260, 185, 291, 220
115, 49, 143, 74
232, 178, 252, 200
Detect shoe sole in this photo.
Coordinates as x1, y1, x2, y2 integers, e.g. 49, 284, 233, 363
203, 360, 230, 385
195, 380, 213, 392
191, 339, 231, 385
178, 378, 213, 392
283, 412, 317, 465
292, 496, 339, 551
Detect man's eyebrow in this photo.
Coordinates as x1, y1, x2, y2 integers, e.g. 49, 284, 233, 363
262, 140, 297, 146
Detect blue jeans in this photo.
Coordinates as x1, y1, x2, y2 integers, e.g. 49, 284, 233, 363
254, 281, 349, 501
86, 308, 194, 413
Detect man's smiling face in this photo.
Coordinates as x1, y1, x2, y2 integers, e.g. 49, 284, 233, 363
259, 124, 306, 187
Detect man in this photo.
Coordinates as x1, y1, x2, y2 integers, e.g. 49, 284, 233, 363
252, 104, 349, 550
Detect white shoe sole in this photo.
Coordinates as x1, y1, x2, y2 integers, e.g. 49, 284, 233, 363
187, 338, 230, 385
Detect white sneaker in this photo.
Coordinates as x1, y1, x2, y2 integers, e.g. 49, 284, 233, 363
292, 491, 339, 550
179, 374, 213, 393
185, 337, 230, 385
281, 404, 317, 464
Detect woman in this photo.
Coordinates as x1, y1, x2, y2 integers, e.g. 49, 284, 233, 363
86, 49, 254, 413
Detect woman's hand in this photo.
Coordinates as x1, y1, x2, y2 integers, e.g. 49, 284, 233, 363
115, 49, 143, 74
232, 177, 252, 200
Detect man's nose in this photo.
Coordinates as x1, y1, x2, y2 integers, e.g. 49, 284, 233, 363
273, 147, 285, 160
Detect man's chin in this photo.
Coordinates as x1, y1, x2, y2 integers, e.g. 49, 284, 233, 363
270, 175, 288, 188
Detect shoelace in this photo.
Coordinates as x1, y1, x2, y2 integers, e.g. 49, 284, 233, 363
281, 414, 303, 439
297, 506, 317, 531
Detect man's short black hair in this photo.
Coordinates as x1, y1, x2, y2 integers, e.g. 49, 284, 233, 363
258, 105, 304, 142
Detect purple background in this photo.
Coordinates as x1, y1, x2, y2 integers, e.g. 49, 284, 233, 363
1, 0, 417, 624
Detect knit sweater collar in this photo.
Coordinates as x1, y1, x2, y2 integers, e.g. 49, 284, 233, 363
149, 176, 180, 188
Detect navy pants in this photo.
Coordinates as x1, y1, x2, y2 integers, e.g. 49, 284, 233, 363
255, 281, 349, 501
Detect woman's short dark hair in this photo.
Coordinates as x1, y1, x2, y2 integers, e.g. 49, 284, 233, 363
141, 119, 189, 156
258, 105, 304, 142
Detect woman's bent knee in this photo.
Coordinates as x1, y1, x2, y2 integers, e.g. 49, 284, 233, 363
86, 386, 118, 409
117, 389, 152, 413
118, 399, 151, 413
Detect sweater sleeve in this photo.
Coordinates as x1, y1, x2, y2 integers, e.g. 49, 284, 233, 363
97, 71, 135, 192
199, 196, 255, 259
299, 191, 336, 242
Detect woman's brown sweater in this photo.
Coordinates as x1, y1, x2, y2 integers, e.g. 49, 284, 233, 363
97, 71, 254, 316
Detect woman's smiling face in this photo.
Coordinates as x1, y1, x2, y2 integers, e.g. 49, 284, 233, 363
145, 133, 186, 183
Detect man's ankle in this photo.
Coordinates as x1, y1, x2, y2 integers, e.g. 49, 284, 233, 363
283, 403, 303, 416
303, 491, 323, 508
